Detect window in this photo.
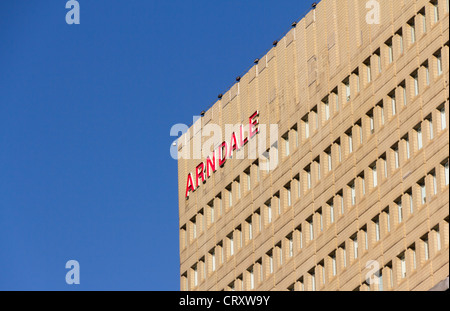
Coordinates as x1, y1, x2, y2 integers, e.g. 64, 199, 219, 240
376, 101, 385, 126
247, 217, 253, 240
314, 157, 321, 181
226, 184, 233, 208
305, 165, 312, 190
236, 225, 243, 249
228, 233, 234, 257
352, 235, 359, 259
356, 119, 363, 145
433, 226, 442, 251
381, 153, 388, 179
288, 234, 294, 258
208, 201, 214, 225
180, 225, 187, 249
432, 0, 440, 23
254, 160, 260, 183
323, 97, 330, 121
367, 109, 375, 134
331, 252, 337, 276
317, 208, 323, 232
347, 129, 353, 154
248, 267, 254, 290
396, 29, 404, 54
337, 190, 344, 215
371, 162, 378, 187
275, 192, 281, 215
340, 243, 347, 268
353, 69, 360, 93
377, 270, 384, 292
267, 202, 272, 224
374, 49, 382, 73
359, 173, 366, 196
387, 262, 394, 289
245, 167, 251, 191
216, 194, 223, 217
283, 132, 290, 157
412, 71, 419, 96
361, 225, 369, 250
295, 225, 303, 250
405, 188, 414, 215
344, 78, 351, 102
392, 143, 400, 169
191, 217, 197, 240
443, 158, 449, 186
396, 197, 403, 224
335, 139, 342, 163
399, 253, 406, 279
390, 91, 397, 116
419, 179, 427, 205
285, 183, 292, 207
416, 124, 423, 150
319, 261, 326, 286
182, 272, 188, 291
350, 180, 356, 206
328, 199, 335, 224
302, 115, 310, 139
298, 277, 305, 291
326, 147, 332, 171
423, 61, 430, 86
276, 242, 283, 266
425, 114, 434, 140
419, 8, 427, 33
436, 51, 443, 76
192, 264, 198, 287
332, 88, 339, 112
430, 170, 437, 196
235, 177, 241, 200
399, 81, 407, 106
374, 216, 381, 241
218, 242, 224, 265
268, 251, 274, 274
255, 209, 262, 233
312, 106, 319, 131
408, 18, 416, 44
295, 175, 301, 200
292, 124, 299, 148
439, 104, 447, 130
364, 58, 372, 83
310, 269, 316, 291
383, 207, 391, 232
422, 235, 430, 260
403, 134, 411, 160
210, 249, 216, 272
409, 244, 417, 270
307, 216, 314, 241
386, 39, 393, 63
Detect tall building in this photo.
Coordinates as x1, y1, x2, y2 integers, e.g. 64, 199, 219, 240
177, 0, 449, 291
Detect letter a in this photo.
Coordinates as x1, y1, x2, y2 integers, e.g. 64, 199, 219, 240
65, 260, 80, 284
366, 0, 380, 25
66, 0, 80, 25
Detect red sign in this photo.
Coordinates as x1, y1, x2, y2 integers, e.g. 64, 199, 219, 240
185, 111, 260, 199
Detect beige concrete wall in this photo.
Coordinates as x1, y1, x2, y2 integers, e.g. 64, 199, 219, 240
178, 0, 449, 291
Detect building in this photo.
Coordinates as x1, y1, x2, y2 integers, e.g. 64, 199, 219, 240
177, 0, 449, 291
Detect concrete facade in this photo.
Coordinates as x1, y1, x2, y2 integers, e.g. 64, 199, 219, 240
178, 0, 449, 291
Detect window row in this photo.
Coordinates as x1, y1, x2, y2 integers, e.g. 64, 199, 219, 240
285, 217, 449, 292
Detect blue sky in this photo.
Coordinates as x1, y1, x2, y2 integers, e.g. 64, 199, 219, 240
0, 0, 314, 290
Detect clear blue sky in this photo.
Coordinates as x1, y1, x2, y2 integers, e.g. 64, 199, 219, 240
0, 0, 314, 290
